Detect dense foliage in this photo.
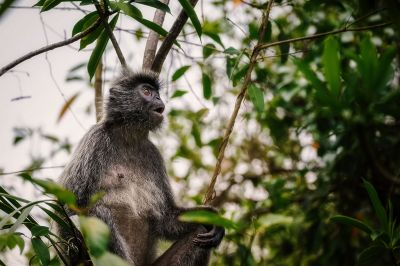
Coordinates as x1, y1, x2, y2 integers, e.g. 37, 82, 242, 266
1, 0, 400, 265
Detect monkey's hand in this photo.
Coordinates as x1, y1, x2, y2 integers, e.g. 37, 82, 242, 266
192, 225, 225, 248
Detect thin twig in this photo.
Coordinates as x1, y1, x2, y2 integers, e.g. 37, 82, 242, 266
0, 166, 65, 176
151, 0, 199, 73
256, 22, 392, 52
203, 0, 275, 205
143, 0, 170, 70
94, 1, 127, 69
0, 19, 102, 77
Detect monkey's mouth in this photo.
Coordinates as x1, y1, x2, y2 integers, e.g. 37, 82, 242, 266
152, 106, 165, 117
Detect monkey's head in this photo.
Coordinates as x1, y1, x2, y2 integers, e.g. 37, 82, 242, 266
105, 71, 165, 131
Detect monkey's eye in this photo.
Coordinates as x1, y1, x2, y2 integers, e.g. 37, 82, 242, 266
143, 88, 152, 96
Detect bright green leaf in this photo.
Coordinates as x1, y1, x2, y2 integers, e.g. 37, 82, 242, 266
171, 90, 188, 98
80, 216, 110, 258
179, 210, 239, 230
248, 84, 264, 113
92, 251, 129, 266
172, 65, 191, 81
322, 36, 341, 97
224, 47, 240, 55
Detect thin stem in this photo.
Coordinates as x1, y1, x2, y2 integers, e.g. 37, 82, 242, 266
94, 1, 127, 69
94, 59, 103, 122
256, 22, 392, 52
203, 0, 275, 205
0, 19, 102, 77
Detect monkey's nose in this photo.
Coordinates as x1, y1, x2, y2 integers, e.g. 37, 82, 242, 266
154, 105, 165, 114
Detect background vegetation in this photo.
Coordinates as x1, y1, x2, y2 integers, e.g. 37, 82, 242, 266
0, 0, 400, 265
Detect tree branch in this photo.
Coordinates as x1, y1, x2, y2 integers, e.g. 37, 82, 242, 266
0, 18, 102, 77
94, 1, 127, 69
143, 0, 170, 70
203, 0, 275, 205
151, 0, 199, 73
256, 22, 392, 52
94, 59, 103, 122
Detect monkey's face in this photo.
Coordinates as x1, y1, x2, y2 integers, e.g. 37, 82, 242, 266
136, 83, 165, 128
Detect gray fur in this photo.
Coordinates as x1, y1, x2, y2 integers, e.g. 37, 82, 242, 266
57, 71, 224, 266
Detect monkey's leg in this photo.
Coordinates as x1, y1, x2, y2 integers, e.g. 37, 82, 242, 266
88, 204, 133, 263
152, 226, 211, 266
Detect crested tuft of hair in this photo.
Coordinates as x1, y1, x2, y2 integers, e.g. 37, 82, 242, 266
111, 69, 162, 91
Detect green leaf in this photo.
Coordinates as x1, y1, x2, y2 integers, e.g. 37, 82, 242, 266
177, 0, 202, 37
171, 90, 188, 98
19, 174, 76, 205
172, 65, 191, 81
135, 0, 170, 13
110, 1, 142, 18
322, 36, 341, 97
203, 43, 216, 59
133, 17, 169, 38
31, 225, 50, 237
41, 0, 62, 12
202, 73, 212, 99
8, 205, 34, 233
57, 92, 80, 123
92, 251, 129, 266
203, 31, 224, 48
277, 23, 290, 63
363, 180, 388, 231
224, 47, 240, 55
358, 245, 389, 266
7, 233, 24, 254
88, 14, 119, 80
31, 237, 50, 266
248, 84, 264, 113
39, 206, 71, 232
331, 215, 373, 235
80, 216, 110, 257
0, 0, 16, 18
72, 11, 99, 36
179, 210, 239, 230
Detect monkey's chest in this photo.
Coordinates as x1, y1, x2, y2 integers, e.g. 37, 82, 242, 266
100, 165, 168, 218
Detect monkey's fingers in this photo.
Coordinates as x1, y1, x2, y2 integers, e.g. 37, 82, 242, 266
196, 226, 217, 239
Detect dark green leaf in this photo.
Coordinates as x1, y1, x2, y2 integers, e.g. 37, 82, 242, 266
358, 245, 389, 266
7, 233, 24, 254
248, 84, 264, 113
179, 210, 239, 230
331, 215, 373, 235
177, 0, 202, 37
31, 225, 50, 237
202, 73, 212, 99
171, 90, 188, 98
0, 0, 16, 18
40, 0, 63, 12
110, 1, 142, 18
32, 237, 50, 266
172, 65, 191, 81
80, 25, 104, 50
39, 206, 71, 232
80, 216, 110, 257
277, 24, 290, 64
133, 17, 169, 38
224, 47, 240, 55
135, 0, 170, 13
363, 180, 388, 231
88, 14, 119, 80
322, 36, 341, 97
203, 43, 216, 59
203, 31, 224, 47
72, 11, 98, 36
